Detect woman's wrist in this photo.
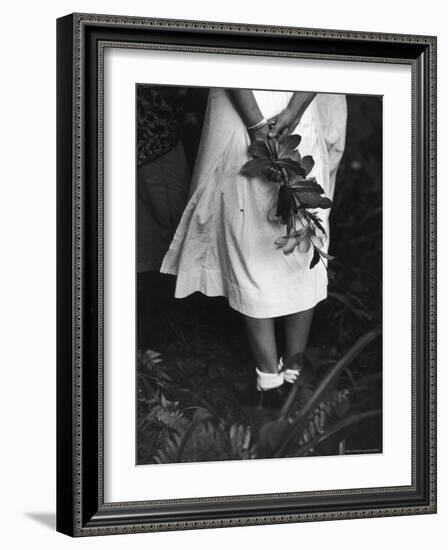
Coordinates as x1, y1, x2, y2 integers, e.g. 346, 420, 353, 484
246, 117, 268, 132
248, 123, 269, 142
286, 93, 316, 121
283, 105, 301, 124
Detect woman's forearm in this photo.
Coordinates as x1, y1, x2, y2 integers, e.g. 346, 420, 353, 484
227, 89, 264, 127
286, 92, 317, 119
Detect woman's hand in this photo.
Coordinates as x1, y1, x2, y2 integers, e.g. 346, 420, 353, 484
268, 92, 317, 139
267, 107, 301, 140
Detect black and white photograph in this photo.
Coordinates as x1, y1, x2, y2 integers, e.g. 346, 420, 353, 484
135, 84, 383, 465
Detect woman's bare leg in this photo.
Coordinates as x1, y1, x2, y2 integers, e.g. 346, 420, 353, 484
243, 316, 278, 373
283, 308, 314, 362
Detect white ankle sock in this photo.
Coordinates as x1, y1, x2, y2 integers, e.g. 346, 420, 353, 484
256, 368, 284, 391
278, 356, 303, 384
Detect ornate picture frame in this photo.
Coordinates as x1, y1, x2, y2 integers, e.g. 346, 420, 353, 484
56, 13, 436, 536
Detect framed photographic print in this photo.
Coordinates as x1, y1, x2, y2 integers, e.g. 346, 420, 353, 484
56, 13, 437, 536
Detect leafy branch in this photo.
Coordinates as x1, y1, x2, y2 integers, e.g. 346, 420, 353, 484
241, 134, 334, 272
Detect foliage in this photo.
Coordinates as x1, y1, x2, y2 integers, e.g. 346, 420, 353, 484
137, 330, 380, 464
241, 134, 333, 270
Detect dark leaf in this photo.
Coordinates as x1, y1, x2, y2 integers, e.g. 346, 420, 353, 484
248, 140, 272, 160
291, 182, 325, 195
301, 155, 315, 176
290, 176, 324, 194
317, 197, 333, 209
267, 136, 279, 158
296, 192, 332, 209
274, 159, 306, 177
278, 134, 301, 157
240, 158, 272, 177
307, 211, 326, 235
276, 185, 295, 223
310, 246, 320, 269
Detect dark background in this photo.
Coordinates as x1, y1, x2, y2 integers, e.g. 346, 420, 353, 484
136, 88, 382, 465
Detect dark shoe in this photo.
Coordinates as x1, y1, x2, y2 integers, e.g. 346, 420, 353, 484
258, 387, 286, 410
234, 382, 286, 410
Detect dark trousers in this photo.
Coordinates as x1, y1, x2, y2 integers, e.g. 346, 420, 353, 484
137, 141, 190, 349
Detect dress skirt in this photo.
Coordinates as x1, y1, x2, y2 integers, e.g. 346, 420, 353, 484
160, 88, 347, 318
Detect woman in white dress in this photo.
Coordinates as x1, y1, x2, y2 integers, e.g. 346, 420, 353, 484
161, 88, 347, 406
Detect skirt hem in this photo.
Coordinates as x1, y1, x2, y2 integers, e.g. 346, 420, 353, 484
160, 264, 328, 318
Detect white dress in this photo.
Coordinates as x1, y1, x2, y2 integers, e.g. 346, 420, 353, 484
160, 89, 347, 318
